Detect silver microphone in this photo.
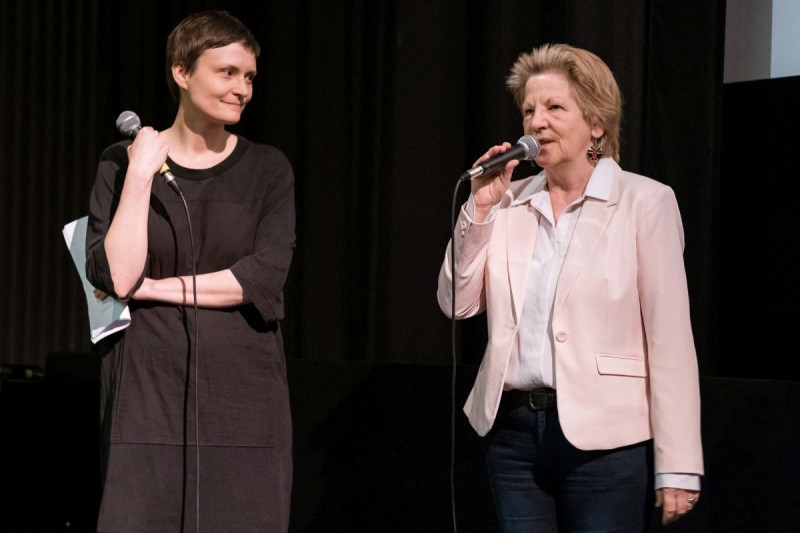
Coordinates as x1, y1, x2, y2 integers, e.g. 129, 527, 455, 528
115, 111, 182, 195
460, 135, 541, 181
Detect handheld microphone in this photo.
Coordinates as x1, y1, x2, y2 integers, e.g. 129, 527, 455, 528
115, 110, 182, 195
459, 135, 541, 181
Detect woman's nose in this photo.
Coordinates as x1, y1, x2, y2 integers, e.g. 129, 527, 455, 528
233, 77, 250, 97
530, 109, 547, 129
525, 111, 546, 134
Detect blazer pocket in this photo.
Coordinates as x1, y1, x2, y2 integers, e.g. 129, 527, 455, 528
595, 354, 647, 378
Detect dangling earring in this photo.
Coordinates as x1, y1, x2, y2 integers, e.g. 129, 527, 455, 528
587, 137, 604, 162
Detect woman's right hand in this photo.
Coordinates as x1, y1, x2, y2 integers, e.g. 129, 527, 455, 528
105, 126, 169, 298
126, 127, 169, 184
470, 142, 519, 222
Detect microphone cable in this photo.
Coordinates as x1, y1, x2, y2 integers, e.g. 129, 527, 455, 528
447, 175, 472, 533
172, 184, 201, 533
176, 188, 201, 533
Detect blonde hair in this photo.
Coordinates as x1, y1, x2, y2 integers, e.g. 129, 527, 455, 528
506, 44, 622, 161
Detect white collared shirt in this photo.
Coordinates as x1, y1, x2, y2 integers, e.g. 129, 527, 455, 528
465, 158, 699, 490
468, 159, 613, 390
505, 163, 612, 390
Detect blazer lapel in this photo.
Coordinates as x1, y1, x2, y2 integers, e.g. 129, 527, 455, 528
554, 169, 620, 311
506, 202, 539, 324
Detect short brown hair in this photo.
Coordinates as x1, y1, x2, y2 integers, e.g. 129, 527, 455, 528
165, 10, 260, 102
506, 44, 622, 161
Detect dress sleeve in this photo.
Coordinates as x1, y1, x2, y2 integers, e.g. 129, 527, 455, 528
229, 151, 296, 322
84, 142, 145, 301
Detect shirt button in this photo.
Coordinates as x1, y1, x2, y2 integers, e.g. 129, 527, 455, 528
555, 331, 567, 342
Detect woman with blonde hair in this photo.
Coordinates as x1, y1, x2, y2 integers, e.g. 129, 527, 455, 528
438, 43, 702, 531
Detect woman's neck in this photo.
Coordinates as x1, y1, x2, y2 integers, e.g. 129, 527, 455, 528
546, 161, 594, 199
545, 160, 596, 222
161, 111, 235, 169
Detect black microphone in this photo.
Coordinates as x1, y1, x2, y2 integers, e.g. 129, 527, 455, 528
459, 135, 541, 181
115, 110, 182, 195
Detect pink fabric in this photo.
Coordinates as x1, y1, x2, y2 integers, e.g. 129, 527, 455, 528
438, 159, 703, 477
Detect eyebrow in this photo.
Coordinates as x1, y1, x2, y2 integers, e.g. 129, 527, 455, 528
218, 63, 257, 75
523, 94, 568, 107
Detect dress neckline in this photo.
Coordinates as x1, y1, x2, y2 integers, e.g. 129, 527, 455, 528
165, 135, 250, 181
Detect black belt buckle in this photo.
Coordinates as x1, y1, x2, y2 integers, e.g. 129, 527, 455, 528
527, 388, 556, 410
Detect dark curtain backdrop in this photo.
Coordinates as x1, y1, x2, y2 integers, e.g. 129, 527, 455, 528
1, 1, 724, 374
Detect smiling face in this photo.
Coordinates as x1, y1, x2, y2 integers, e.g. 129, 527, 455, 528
521, 71, 604, 175
173, 41, 257, 126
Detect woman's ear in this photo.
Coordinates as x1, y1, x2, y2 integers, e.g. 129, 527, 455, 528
591, 122, 605, 140
172, 64, 189, 91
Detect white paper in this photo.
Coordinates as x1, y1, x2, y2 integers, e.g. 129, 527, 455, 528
63, 217, 130, 343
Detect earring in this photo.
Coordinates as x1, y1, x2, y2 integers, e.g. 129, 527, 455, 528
587, 137, 604, 162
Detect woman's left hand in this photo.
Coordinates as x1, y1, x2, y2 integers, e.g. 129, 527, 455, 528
655, 487, 700, 525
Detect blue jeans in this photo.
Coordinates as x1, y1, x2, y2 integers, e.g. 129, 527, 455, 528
486, 401, 653, 533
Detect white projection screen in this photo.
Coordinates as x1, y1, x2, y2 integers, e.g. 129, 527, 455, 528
724, 0, 800, 83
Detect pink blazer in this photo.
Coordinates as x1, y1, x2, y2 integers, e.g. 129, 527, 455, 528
438, 159, 704, 476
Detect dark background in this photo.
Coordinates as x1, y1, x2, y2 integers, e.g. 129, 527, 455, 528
1, 0, 727, 372
1, 0, 798, 531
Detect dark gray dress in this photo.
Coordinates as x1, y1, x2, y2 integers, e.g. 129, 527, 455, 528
86, 137, 295, 532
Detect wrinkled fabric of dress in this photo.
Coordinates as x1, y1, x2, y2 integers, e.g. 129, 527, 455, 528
86, 137, 295, 532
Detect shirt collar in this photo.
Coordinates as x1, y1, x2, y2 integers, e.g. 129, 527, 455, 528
510, 158, 615, 206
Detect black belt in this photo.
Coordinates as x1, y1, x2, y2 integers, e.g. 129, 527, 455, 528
504, 388, 557, 410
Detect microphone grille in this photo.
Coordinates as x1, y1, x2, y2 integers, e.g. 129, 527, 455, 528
116, 110, 141, 137
517, 135, 541, 160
